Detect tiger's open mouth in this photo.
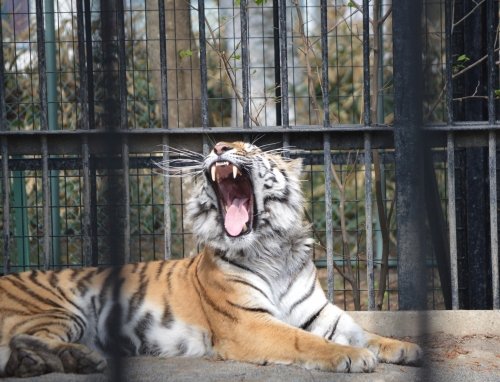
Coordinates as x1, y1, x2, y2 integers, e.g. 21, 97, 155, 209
208, 161, 254, 237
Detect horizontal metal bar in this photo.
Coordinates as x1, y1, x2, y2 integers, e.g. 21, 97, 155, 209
3, 150, 452, 172
4, 123, 500, 156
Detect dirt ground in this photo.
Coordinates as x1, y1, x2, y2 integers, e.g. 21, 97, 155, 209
3, 332, 499, 382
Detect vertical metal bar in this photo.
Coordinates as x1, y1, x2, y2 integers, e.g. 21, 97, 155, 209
320, 0, 333, 302
324, 136, 334, 302
362, 0, 374, 310
0, 10, 10, 274
447, 135, 459, 309
489, 131, 499, 308
44, 0, 61, 267
445, 0, 458, 309
279, 0, 288, 128
486, 0, 499, 309
36, 0, 52, 269
82, 138, 92, 266
117, 0, 127, 132
486, 0, 495, 126
272, 0, 282, 126
122, 137, 131, 264
198, 0, 209, 128
320, 0, 329, 126
84, 0, 95, 128
35, 0, 48, 133
240, 0, 250, 129
279, 0, 290, 150
1, 140, 9, 274
158, 0, 169, 130
158, 0, 171, 259
162, 137, 171, 260
364, 137, 374, 310
41, 136, 51, 270
116, 0, 130, 263
392, 0, 426, 310
76, 0, 92, 266
101, 2, 124, 381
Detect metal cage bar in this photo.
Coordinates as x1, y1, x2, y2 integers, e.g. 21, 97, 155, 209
36, 0, 52, 269
198, 0, 209, 129
444, 0, 459, 309
158, 0, 172, 260
320, 0, 334, 302
486, 0, 499, 309
393, 0, 426, 310
362, 0, 375, 311
0, 8, 9, 274
240, 0, 250, 129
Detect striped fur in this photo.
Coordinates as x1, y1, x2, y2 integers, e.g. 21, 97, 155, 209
0, 141, 421, 377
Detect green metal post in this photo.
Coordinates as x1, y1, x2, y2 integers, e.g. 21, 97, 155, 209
12, 173, 30, 270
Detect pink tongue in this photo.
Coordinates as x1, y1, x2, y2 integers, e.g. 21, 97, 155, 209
224, 198, 249, 236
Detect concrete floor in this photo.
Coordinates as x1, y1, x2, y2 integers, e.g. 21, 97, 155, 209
3, 311, 499, 382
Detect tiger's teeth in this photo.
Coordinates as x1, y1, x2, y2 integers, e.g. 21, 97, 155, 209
211, 166, 216, 182
243, 223, 248, 232
232, 166, 238, 179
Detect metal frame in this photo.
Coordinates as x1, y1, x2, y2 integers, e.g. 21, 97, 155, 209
0, 0, 498, 311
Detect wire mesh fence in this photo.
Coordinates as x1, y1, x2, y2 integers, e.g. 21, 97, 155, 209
0, 0, 499, 312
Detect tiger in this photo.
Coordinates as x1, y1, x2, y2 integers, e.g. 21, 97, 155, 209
0, 141, 422, 378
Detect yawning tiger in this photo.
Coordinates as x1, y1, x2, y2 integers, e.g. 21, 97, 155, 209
0, 141, 421, 377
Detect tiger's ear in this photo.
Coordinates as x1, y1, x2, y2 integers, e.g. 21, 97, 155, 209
287, 158, 303, 178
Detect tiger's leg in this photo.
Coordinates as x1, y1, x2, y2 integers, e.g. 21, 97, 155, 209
214, 316, 377, 373
304, 303, 422, 366
365, 332, 422, 365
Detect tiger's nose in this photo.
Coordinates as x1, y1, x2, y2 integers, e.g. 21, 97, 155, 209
213, 142, 231, 156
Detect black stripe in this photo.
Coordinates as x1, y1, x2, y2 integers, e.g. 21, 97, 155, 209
55, 286, 87, 318
76, 269, 96, 296
130, 262, 140, 274
98, 268, 121, 316
161, 296, 174, 327
288, 275, 317, 314
3, 276, 64, 310
299, 302, 328, 330
227, 278, 270, 301
29, 270, 63, 298
134, 312, 154, 355
166, 261, 179, 291
49, 271, 59, 288
127, 263, 149, 321
156, 260, 169, 281
69, 268, 80, 282
227, 301, 272, 315
194, 263, 237, 322
327, 314, 341, 341
279, 260, 310, 300
0, 284, 42, 314
183, 256, 197, 279
218, 254, 271, 287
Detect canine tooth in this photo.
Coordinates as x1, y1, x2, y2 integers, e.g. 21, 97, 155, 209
232, 166, 238, 179
243, 223, 248, 231
211, 166, 216, 182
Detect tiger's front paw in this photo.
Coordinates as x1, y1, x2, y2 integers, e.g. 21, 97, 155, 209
58, 343, 107, 374
368, 336, 422, 366
334, 347, 378, 373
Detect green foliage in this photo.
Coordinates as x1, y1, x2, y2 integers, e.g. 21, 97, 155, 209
179, 49, 194, 59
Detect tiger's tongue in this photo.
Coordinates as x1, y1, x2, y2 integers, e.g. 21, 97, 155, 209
224, 198, 249, 236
